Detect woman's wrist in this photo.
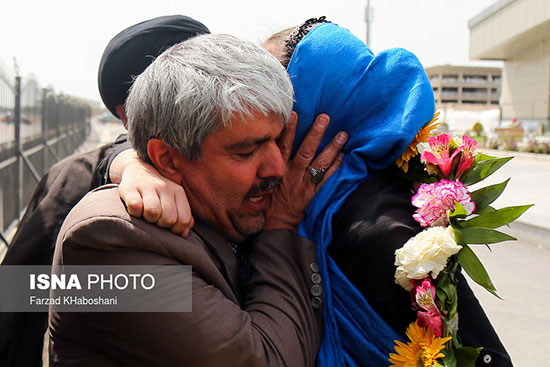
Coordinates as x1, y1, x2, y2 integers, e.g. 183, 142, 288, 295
109, 149, 140, 184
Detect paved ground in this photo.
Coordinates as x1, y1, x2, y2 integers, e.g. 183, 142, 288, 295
474, 149, 550, 232
469, 239, 550, 366
464, 149, 550, 366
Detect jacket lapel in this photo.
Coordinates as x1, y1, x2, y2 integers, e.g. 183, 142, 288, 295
192, 222, 245, 304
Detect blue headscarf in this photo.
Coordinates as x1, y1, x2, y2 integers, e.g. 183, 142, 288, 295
287, 23, 435, 366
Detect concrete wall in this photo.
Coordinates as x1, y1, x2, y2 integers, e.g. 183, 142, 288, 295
469, 0, 550, 131
469, 0, 550, 60
500, 39, 550, 125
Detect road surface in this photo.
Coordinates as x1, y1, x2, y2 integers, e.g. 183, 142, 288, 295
469, 237, 549, 366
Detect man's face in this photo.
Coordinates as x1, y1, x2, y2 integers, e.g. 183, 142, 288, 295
178, 111, 287, 242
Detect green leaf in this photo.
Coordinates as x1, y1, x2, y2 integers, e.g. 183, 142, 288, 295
475, 205, 496, 215
437, 281, 458, 314
469, 179, 510, 211
455, 347, 483, 367
436, 287, 448, 309
461, 205, 533, 229
475, 153, 495, 162
454, 227, 516, 245
461, 156, 513, 186
450, 201, 469, 219
438, 281, 456, 303
440, 348, 457, 367
451, 224, 465, 244
452, 333, 463, 349
457, 245, 501, 298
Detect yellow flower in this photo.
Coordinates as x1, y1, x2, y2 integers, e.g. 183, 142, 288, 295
389, 322, 451, 367
396, 111, 440, 173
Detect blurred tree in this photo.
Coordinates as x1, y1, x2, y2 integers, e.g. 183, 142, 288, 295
471, 121, 484, 136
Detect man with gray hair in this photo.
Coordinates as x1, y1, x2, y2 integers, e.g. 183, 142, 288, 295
49, 33, 346, 366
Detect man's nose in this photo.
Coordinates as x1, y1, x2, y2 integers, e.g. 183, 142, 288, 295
258, 142, 286, 179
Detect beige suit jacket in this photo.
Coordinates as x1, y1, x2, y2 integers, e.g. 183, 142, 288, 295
48, 185, 323, 367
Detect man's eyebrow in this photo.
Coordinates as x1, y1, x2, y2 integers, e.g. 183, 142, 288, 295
225, 137, 271, 150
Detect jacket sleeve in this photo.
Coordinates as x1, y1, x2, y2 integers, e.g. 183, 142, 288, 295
50, 213, 322, 367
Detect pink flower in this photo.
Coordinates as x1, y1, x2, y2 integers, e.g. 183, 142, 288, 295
455, 135, 478, 179
421, 134, 462, 178
414, 278, 443, 337
412, 180, 476, 227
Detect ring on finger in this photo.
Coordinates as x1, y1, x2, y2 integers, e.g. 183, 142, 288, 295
308, 166, 326, 184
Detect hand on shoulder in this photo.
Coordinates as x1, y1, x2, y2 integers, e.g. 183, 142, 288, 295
110, 149, 194, 237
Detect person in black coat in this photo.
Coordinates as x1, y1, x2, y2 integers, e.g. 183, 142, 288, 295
0, 15, 210, 366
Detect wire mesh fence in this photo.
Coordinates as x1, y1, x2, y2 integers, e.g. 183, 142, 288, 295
0, 58, 91, 239
0, 59, 15, 159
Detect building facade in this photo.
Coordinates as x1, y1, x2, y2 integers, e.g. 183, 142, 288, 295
469, 0, 550, 132
425, 65, 502, 107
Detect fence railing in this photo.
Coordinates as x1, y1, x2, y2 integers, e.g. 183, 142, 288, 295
0, 60, 91, 243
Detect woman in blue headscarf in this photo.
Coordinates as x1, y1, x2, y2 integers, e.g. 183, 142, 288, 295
264, 17, 434, 366
263, 17, 512, 367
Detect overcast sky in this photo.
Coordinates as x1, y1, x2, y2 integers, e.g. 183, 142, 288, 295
1, 0, 502, 104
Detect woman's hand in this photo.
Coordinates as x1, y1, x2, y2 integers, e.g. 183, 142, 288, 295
264, 112, 347, 231
110, 149, 194, 237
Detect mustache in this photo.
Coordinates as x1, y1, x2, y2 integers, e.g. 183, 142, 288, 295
246, 177, 281, 197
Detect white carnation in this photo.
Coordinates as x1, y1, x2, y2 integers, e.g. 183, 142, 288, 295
394, 226, 461, 291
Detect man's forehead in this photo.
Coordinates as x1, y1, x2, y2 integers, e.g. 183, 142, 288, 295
212, 112, 286, 147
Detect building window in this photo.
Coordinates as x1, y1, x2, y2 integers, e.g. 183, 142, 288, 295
442, 75, 459, 83
462, 87, 488, 99
463, 75, 488, 84
492, 75, 501, 84
442, 87, 458, 98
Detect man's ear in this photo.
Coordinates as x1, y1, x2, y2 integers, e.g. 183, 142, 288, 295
147, 139, 186, 185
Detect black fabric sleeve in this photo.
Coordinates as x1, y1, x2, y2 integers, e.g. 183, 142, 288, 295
329, 170, 513, 367
93, 133, 131, 186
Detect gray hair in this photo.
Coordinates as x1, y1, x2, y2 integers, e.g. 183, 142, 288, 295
126, 33, 294, 161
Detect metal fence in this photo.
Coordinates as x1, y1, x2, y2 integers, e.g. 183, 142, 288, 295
0, 60, 91, 242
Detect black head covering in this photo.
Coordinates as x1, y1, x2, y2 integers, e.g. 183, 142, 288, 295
98, 15, 210, 117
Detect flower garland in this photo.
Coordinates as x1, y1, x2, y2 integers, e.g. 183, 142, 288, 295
389, 114, 533, 367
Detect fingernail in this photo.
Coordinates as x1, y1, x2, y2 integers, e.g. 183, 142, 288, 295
316, 116, 329, 127
336, 132, 347, 144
